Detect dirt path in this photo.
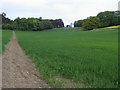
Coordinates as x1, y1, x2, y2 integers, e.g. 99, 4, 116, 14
2, 31, 49, 88
0, 55, 2, 89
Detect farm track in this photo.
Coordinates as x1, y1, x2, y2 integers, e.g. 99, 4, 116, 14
0, 55, 2, 89
2, 31, 49, 88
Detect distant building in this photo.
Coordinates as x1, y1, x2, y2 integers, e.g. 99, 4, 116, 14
70, 23, 74, 27
66, 23, 74, 27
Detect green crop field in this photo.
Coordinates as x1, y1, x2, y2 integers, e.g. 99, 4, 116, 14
16, 28, 118, 88
2, 30, 12, 52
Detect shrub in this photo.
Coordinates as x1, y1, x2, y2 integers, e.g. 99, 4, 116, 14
2, 24, 14, 30
74, 20, 83, 27
82, 16, 101, 30
97, 11, 120, 27
13, 17, 54, 31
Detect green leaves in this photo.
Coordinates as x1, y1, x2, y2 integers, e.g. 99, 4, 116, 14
3, 17, 54, 31
74, 11, 120, 30
97, 11, 120, 27
82, 16, 100, 30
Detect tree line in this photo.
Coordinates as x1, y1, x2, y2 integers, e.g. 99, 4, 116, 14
1, 13, 64, 31
74, 11, 120, 30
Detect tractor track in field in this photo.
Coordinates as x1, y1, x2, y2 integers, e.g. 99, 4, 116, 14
2, 31, 50, 88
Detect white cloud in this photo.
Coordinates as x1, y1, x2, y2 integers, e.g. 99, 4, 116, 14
2, 0, 46, 8
1, 0, 119, 25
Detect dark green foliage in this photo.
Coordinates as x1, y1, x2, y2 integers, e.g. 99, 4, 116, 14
42, 20, 53, 30
2, 15, 64, 31
2, 24, 14, 30
97, 11, 120, 27
74, 20, 83, 27
14, 17, 28, 30
11, 17, 53, 31
1, 13, 55, 31
66, 25, 70, 27
75, 11, 120, 30
82, 16, 100, 30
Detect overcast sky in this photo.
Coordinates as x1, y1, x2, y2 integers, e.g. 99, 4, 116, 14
1, 0, 119, 25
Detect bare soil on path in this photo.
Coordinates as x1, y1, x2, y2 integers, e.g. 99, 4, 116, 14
2, 31, 49, 88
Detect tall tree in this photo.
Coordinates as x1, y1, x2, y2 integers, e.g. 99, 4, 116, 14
74, 20, 83, 27
82, 16, 100, 30
97, 11, 120, 27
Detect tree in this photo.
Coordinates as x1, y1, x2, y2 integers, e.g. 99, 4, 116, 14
1, 13, 64, 31
42, 20, 53, 29
39, 17, 42, 20
66, 25, 70, 27
2, 12, 6, 17
2, 24, 14, 30
12, 17, 54, 31
97, 11, 120, 27
0, 12, 11, 24
82, 16, 100, 30
74, 20, 83, 27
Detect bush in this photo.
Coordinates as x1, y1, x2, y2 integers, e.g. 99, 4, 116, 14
1, 13, 64, 31
42, 20, 53, 30
74, 20, 83, 27
2, 24, 14, 30
11, 17, 54, 31
97, 11, 120, 27
82, 16, 100, 30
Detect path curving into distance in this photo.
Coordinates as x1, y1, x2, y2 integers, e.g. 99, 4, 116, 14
2, 31, 49, 88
